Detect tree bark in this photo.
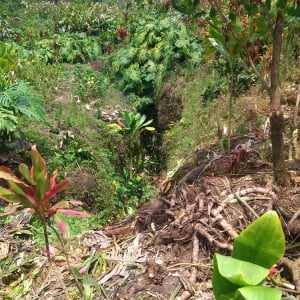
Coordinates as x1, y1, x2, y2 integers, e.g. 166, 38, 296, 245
269, 6, 290, 186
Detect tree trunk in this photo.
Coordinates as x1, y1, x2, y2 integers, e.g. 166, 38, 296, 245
269, 7, 290, 186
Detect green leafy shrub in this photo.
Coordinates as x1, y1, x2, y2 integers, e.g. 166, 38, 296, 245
213, 211, 285, 300
21, 33, 102, 64
0, 42, 45, 139
0, 18, 22, 42
213, 55, 257, 98
0, 81, 45, 139
109, 111, 155, 172
0, 81, 44, 120
0, 42, 19, 89
108, 111, 155, 213
171, 0, 200, 15
50, 134, 93, 173
109, 14, 202, 105
54, 2, 118, 36
201, 75, 227, 103
113, 167, 153, 215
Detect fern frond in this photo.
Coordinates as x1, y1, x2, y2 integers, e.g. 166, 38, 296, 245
0, 81, 45, 121
0, 107, 18, 134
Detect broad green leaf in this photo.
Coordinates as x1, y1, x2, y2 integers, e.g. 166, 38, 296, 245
232, 211, 285, 268
237, 286, 282, 300
215, 254, 269, 286
287, 7, 300, 17
255, 18, 270, 36
19, 163, 36, 185
209, 7, 217, 19
276, 0, 287, 9
228, 40, 242, 57
213, 254, 240, 300
141, 119, 153, 128
209, 29, 226, 46
31, 145, 49, 200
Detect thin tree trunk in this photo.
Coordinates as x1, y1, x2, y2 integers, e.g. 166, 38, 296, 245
269, 7, 290, 186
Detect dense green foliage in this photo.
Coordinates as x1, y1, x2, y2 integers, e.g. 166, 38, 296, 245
109, 13, 202, 99
0, 42, 45, 139
0, 81, 45, 137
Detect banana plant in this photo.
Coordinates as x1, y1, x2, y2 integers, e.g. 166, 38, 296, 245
213, 211, 285, 300
118, 110, 154, 139
109, 111, 155, 173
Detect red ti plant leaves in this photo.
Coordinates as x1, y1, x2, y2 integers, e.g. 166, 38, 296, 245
0, 145, 90, 262
0, 166, 27, 184
49, 200, 90, 217
43, 171, 70, 204
0, 186, 35, 208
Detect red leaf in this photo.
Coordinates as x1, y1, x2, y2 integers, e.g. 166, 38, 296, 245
54, 215, 68, 237
57, 209, 90, 217
49, 170, 58, 190
0, 166, 14, 174
43, 179, 70, 203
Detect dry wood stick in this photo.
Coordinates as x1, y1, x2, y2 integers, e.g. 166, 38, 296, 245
211, 187, 275, 218
194, 224, 233, 251
235, 194, 259, 219
175, 234, 200, 300
288, 207, 300, 228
